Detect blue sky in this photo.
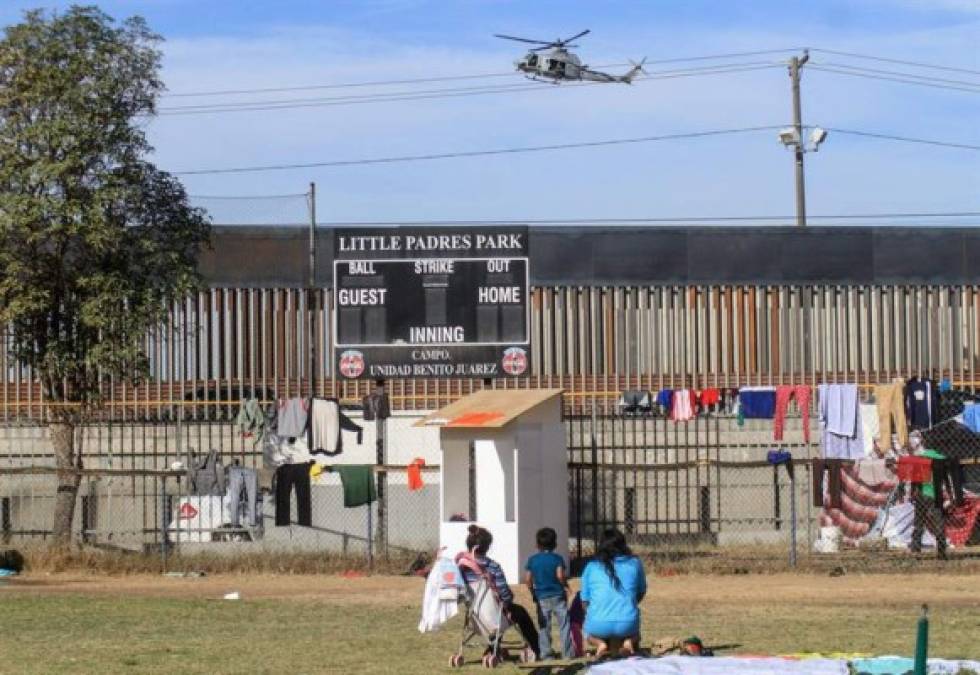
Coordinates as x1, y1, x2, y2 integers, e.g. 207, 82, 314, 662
2, 1, 978, 224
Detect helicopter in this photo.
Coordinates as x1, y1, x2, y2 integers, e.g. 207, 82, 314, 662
494, 29, 645, 84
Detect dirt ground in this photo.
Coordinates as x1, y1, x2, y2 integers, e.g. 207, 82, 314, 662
3, 571, 979, 673
5, 569, 980, 608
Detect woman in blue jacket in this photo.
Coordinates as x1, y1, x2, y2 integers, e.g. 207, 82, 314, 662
580, 528, 647, 658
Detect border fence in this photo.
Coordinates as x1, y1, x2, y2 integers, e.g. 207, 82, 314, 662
8, 398, 972, 572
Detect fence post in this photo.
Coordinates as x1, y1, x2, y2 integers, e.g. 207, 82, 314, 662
376, 413, 387, 560
804, 460, 813, 559
590, 406, 599, 549
367, 501, 374, 573
1, 496, 10, 544
575, 466, 583, 561
699, 485, 711, 534
772, 465, 782, 531
159, 475, 169, 574
789, 471, 798, 568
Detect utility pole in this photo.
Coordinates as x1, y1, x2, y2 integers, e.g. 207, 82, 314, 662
789, 51, 809, 228
308, 183, 317, 399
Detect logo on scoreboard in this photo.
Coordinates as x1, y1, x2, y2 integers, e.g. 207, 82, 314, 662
501, 347, 528, 376
339, 350, 366, 378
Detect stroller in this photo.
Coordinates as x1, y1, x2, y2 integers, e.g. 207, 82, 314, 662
449, 553, 535, 668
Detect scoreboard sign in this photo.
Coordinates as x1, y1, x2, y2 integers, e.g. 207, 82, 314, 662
333, 227, 530, 379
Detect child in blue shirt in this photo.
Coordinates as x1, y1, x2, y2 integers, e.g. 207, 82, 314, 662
524, 527, 573, 659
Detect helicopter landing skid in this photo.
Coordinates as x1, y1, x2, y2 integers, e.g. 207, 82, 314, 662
524, 75, 562, 85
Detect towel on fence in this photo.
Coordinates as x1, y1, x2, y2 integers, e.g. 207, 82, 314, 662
738, 387, 777, 419
945, 493, 980, 546
819, 384, 864, 460
334, 465, 377, 507
856, 459, 890, 485
277, 397, 309, 438
407, 457, 426, 491
235, 398, 270, 443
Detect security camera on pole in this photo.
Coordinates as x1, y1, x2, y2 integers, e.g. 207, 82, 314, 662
778, 50, 828, 228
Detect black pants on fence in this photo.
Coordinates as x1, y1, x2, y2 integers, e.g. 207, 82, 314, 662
275, 462, 312, 527
505, 602, 541, 657
812, 458, 843, 508
911, 486, 946, 559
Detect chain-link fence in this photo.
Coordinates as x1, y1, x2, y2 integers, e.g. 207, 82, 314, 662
2, 405, 978, 570
567, 407, 980, 569
0, 408, 441, 571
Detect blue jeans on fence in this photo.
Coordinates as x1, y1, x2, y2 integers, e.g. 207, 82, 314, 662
536, 595, 573, 659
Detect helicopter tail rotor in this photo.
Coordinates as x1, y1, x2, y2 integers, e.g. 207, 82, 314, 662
621, 58, 647, 84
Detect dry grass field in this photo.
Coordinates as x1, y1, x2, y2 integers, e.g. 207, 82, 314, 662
2, 570, 979, 674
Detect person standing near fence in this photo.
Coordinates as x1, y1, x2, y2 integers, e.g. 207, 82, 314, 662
525, 527, 574, 659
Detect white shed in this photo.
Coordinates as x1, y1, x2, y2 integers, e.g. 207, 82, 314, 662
418, 388, 567, 582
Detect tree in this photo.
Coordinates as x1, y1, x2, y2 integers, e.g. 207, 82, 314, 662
0, 6, 210, 544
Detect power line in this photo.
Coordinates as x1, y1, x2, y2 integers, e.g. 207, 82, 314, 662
157, 63, 782, 116
827, 127, 980, 151
809, 65, 980, 94
809, 48, 980, 76
162, 47, 800, 99
308, 212, 980, 226
161, 81, 543, 113
812, 62, 980, 88
189, 192, 308, 199
172, 125, 784, 175
172, 124, 978, 177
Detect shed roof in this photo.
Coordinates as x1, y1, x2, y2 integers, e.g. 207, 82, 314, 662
415, 388, 563, 428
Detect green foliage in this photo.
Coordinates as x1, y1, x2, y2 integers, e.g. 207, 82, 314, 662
0, 6, 210, 413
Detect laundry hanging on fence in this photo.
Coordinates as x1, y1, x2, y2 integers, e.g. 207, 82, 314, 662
362, 387, 391, 421
738, 387, 777, 419
187, 449, 226, 496
276, 397, 309, 438
946, 495, 980, 546
699, 387, 721, 408
859, 403, 879, 456
670, 389, 696, 422
818, 461, 896, 541
856, 458, 890, 485
236, 398, 270, 443
407, 457, 426, 491
310, 398, 363, 456
905, 377, 939, 430
963, 403, 980, 434
773, 385, 811, 443
818, 384, 864, 460
812, 458, 846, 510
225, 465, 259, 528
874, 379, 908, 448
335, 465, 377, 507
274, 461, 313, 526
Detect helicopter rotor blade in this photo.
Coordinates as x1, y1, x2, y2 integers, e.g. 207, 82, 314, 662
494, 34, 553, 45
560, 29, 590, 44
